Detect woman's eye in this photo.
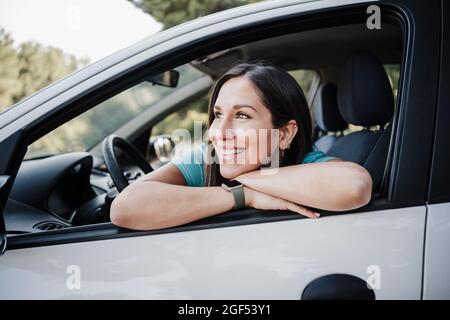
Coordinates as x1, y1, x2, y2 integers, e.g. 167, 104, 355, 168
214, 111, 223, 118
236, 112, 251, 119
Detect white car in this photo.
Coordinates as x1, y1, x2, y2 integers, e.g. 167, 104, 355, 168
0, 0, 448, 299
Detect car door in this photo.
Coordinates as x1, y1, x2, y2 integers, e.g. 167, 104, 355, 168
422, 0, 450, 300
0, 0, 440, 299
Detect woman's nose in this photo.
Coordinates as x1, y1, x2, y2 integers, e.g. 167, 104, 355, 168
212, 119, 235, 141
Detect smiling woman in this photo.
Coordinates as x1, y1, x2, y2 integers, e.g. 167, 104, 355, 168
110, 61, 373, 231
205, 62, 332, 184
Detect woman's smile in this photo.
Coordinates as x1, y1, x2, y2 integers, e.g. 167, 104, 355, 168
219, 147, 245, 156
215, 144, 247, 164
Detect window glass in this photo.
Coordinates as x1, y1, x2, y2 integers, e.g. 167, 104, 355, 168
25, 64, 204, 159
288, 69, 318, 96
151, 95, 209, 142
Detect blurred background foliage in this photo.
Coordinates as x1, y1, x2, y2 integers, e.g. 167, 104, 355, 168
0, 27, 88, 112
152, 95, 209, 139
128, 0, 262, 30
26, 64, 205, 159
384, 64, 400, 100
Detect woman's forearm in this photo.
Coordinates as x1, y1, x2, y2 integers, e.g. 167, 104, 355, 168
235, 161, 372, 212
110, 181, 235, 230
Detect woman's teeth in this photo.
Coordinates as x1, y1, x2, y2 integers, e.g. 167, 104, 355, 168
222, 148, 245, 155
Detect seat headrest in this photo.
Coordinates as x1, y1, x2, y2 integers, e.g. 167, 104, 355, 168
313, 82, 348, 132
338, 51, 394, 127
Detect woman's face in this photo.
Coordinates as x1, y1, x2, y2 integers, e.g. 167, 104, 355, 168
208, 76, 276, 179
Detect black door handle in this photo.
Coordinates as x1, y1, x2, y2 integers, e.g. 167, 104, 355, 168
302, 274, 376, 300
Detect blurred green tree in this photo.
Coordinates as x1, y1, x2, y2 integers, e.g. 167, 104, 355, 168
384, 64, 400, 100
129, 0, 262, 30
0, 29, 22, 111
0, 27, 88, 112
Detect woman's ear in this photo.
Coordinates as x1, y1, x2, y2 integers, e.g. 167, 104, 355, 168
279, 120, 298, 149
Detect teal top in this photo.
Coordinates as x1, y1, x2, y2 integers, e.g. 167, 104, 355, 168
171, 144, 338, 187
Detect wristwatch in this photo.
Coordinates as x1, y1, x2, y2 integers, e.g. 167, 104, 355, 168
221, 180, 245, 210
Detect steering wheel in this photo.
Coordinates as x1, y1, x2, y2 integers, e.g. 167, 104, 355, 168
102, 135, 153, 192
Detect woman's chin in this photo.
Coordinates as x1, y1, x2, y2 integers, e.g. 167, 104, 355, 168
219, 164, 257, 180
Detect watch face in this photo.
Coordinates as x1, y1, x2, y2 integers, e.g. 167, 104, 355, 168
225, 180, 242, 188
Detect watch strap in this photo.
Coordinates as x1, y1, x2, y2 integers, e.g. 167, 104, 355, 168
230, 185, 245, 210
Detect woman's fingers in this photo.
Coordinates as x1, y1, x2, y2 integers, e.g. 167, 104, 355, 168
249, 188, 320, 218
285, 201, 320, 219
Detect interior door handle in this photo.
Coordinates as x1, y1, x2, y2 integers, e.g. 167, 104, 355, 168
302, 273, 376, 300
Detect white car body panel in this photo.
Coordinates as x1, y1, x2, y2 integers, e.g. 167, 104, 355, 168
422, 203, 450, 299
0, 206, 425, 299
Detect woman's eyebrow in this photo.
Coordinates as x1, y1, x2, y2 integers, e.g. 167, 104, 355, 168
213, 104, 258, 112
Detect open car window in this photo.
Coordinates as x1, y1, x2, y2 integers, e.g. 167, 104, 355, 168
24, 64, 205, 160
4, 4, 407, 243
288, 69, 318, 99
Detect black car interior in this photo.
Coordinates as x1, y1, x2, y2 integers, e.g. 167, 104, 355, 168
312, 82, 348, 153
4, 19, 403, 235
327, 51, 395, 193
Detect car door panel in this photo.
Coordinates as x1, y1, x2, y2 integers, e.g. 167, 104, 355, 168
423, 204, 450, 299
0, 206, 425, 299
423, 0, 450, 300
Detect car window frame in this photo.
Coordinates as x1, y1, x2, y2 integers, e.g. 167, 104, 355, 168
4, 2, 435, 250
428, 0, 448, 204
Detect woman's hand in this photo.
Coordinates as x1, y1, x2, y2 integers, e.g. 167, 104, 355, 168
243, 186, 320, 219
236, 161, 372, 212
